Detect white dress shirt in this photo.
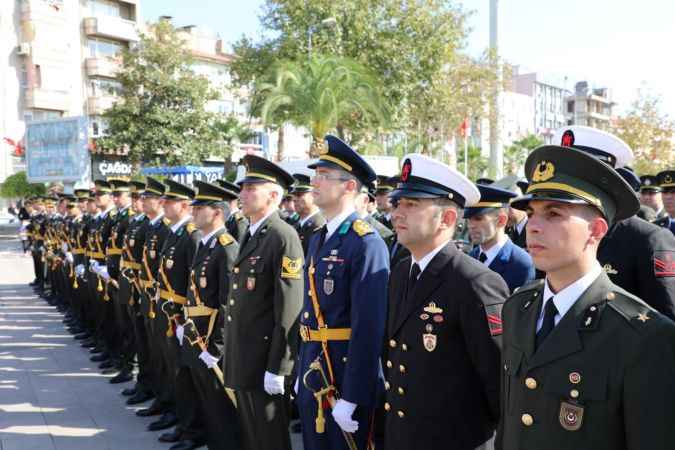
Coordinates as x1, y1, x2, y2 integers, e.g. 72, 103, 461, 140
201, 226, 225, 246
248, 209, 277, 236
537, 262, 603, 332
298, 210, 320, 228
478, 235, 509, 267
325, 208, 356, 241
170, 215, 192, 234
410, 240, 451, 279
149, 213, 164, 226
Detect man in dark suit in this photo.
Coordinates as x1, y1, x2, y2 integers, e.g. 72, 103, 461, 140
383, 153, 509, 450
497, 142, 675, 450
553, 126, 675, 321
466, 184, 535, 292
222, 156, 304, 450
296, 136, 390, 450
290, 173, 325, 256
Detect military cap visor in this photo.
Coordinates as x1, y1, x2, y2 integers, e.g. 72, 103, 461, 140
94, 180, 112, 194
511, 145, 640, 223
308, 135, 377, 186
291, 173, 313, 194
162, 179, 195, 201
657, 170, 675, 189
238, 155, 295, 190
464, 185, 517, 218
192, 180, 236, 206
142, 177, 166, 197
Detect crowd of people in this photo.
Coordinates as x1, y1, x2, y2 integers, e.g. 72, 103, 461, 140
20, 125, 675, 450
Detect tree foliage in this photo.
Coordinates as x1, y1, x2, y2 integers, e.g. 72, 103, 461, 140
98, 20, 244, 165
503, 134, 543, 175
0, 171, 46, 199
611, 92, 675, 174
258, 56, 389, 156
230, 0, 497, 149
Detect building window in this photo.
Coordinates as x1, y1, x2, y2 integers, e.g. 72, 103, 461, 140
89, 0, 120, 18
90, 116, 109, 137
88, 38, 123, 58
25, 109, 63, 122
567, 101, 574, 113
90, 78, 123, 97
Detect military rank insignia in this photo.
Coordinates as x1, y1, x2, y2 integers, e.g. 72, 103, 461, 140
186, 223, 196, 234
352, 219, 373, 236
281, 256, 302, 279
532, 161, 555, 182
654, 251, 675, 277
602, 263, 618, 275
218, 234, 233, 246
423, 333, 436, 352
559, 401, 584, 431
166, 258, 174, 269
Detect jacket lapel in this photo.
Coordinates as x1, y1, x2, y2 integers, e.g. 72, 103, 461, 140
391, 243, 454, 336
526, 272, 612, 370
488, 240, 513, 274
511, 288, 542, 361
235, 212, 277, 264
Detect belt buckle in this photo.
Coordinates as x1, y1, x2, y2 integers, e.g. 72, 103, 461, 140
299, 325, 310, 342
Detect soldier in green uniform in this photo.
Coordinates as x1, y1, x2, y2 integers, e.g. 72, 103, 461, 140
222, 155, 304, 450
496, 144, 675, 450
123, 181, 155, 405
134, 178, 172, 422
290, 173, 326, 256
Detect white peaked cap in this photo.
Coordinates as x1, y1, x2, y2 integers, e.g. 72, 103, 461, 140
552, 125, 633, 169
389, 153, 481, 208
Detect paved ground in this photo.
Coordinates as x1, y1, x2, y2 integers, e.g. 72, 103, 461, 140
0, 226, 304, 450
0, 227, 172, 450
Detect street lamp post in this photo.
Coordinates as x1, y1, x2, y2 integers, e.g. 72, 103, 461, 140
488, 0, 503, 179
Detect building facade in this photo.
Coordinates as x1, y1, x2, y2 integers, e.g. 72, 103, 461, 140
565, 81, 615, 129
0, 0, 141, 184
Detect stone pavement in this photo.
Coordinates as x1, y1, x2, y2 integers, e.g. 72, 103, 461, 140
0, 226, 304, 450
0, 228, 170, 450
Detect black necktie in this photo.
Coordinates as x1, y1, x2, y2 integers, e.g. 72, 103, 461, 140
479, 252, 487, 263
318, 225, 328, 246
536, 298, 558, 350
407, 263, 421, 299
241, 229, 252, 247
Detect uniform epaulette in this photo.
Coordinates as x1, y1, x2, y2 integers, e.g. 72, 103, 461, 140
186, 222, 196, 234
162, 217, 171, 226
128, 209, 136, 216
352, 219, 373, 237
606, 289, 655, 330
110, 209, 118, 217
234, 211, 244, 221
218, 233, 234, 246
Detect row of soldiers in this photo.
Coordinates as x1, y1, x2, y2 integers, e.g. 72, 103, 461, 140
22, 124, 675, 450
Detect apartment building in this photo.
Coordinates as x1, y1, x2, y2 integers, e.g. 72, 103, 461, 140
0, 0, 141, 183
565, 81, 615, 130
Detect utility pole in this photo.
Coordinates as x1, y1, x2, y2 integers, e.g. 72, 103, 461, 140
488, 0, 503, 179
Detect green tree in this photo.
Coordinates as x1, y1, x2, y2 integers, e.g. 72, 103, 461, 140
503, 134, 543, 175
230, 0, 493, 144
456, 145, 489, 181
259, 56, 389, 156
0, 171, 46, 199
611, 91, 675, 174
98, 20, 234, 166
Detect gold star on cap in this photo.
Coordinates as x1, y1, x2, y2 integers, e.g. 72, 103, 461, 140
637, 313, 650, 323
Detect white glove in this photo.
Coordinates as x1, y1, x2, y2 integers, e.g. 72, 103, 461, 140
175, 325, 184, 346
61, 242, 68, 253
66, 252, 74, 263
332, 399, 359, 433
89, 259, 99, 271
199, 351, 219, 369
264, 371, 285, 395
76, 264, 85, 276
98, 266, 110, 280
294, 377, 299, 395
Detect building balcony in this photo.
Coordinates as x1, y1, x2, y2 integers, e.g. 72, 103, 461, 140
24, 87, 69, 111
87, 95, 118, 115
85, 57, 121, 79
83, 16, 138, 42
587, 111, 610, 122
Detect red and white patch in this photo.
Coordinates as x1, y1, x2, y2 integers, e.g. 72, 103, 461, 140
654, 251, 675, 277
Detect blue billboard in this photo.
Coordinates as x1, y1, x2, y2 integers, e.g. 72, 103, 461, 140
25, 117, 90, 183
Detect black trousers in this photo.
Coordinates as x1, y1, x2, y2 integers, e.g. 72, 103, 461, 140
234, 389, 291, 450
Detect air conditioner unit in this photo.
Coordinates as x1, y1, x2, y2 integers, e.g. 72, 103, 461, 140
17, 43, 31, 56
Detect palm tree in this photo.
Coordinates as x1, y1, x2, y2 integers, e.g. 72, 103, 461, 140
259, 55, 389, 157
